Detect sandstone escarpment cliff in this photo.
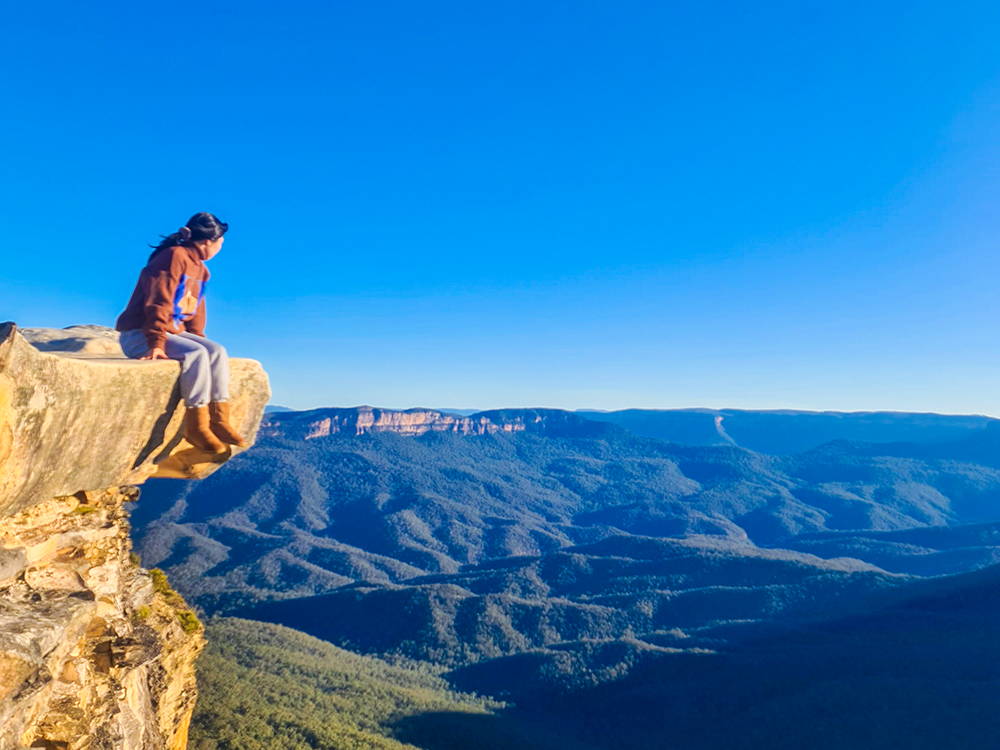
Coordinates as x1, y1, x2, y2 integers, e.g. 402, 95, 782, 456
258, 406, 605, 440
260, 406, 527, 440
0, 324, 270, 750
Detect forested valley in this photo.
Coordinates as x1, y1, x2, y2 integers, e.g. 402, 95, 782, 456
132, 408, 1000, 749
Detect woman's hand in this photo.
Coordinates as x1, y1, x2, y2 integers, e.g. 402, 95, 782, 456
140, 347, 169, 360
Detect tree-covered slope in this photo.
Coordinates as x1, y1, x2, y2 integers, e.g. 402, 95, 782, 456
192, 566, 1000, 750
451, 561, 1000, 750
239, 538, 898, 667
191, 618, 595, 750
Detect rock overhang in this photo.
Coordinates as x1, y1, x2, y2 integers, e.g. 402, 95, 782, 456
0, 322, 270, 517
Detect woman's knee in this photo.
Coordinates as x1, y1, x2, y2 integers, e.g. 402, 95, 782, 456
180, 345, 210, 369
200, 338, 228, 361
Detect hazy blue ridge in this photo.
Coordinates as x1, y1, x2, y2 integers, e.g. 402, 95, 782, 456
579, 408, 997, 455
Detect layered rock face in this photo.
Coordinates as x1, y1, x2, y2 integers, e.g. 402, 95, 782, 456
260, 406, 611, 441
0, 488, 201, 750
261, 406, 529, 440
0, 324, 270, 750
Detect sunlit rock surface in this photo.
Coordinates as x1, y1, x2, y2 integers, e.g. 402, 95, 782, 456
0, 323, 270, 516
261, 406, 528, 439
0, 489, 203, 750
0, 322, 270, 750
258, 405, 609, 440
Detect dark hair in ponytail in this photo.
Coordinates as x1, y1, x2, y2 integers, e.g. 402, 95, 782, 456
148, 212, 229, 260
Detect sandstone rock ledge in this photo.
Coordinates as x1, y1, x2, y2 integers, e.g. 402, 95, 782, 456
0, 323, 271, 517
0, 323, 270, 750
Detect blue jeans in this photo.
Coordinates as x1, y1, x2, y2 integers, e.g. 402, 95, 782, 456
119, 329, 230, 408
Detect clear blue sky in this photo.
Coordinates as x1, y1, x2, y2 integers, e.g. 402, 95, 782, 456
3, 1, 1000, 414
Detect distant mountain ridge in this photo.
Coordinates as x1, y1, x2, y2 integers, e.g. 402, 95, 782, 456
260, 406, 612, 440
580, 408, 997, 454
261, 406, 524, 439
260, 405, 997, 454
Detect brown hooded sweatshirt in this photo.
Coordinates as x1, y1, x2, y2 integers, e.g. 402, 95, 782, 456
115, 245, 210, 351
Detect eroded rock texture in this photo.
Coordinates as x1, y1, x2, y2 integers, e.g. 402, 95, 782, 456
0, 323, 270, 750
0, 489, 203, 750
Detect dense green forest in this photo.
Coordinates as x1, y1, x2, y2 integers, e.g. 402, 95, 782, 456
189, 618, 490, 750
190, 618, 595, 750
463, 561, 1000, 750
194, 569, 1000, 750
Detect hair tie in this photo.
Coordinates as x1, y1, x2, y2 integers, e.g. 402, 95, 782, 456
178, 226, 192, 242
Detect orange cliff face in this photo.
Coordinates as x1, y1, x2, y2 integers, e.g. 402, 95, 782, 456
263, 406, 530, 439
258, 406, 608, 442
0, 323, 270, 750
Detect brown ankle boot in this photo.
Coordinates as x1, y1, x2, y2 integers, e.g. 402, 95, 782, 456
184, 406, 228, 454
209, 401, 248, 448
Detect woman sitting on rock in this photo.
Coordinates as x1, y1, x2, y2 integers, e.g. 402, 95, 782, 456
116, 212, 246, 455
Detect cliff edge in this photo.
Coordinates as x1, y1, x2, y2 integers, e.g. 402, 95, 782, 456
0, 323, 270, 750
